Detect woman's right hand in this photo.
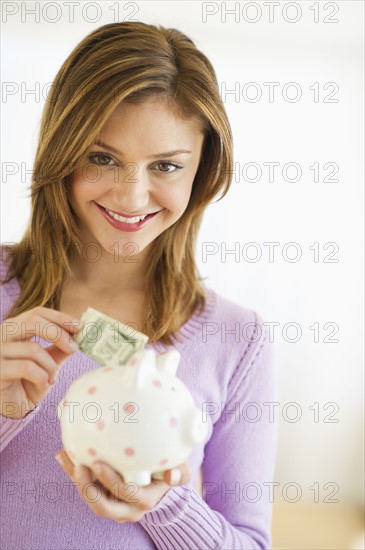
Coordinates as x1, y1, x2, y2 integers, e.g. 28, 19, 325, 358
0, 307, 83, 419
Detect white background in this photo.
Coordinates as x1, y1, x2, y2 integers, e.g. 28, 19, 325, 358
1, 0, 364, 509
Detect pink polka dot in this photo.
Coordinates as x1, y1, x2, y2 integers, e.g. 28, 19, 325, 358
96, 420, 105, 431
88, 448, 97, 456
123, 403, 135, 414
124, 447, 135, 457
159, 458, 168, 466
169, 417, 178, 428
87, 386, 97, 395
153, 379, 162, 388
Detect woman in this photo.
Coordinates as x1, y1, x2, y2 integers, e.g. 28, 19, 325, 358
0, 21, 277, 549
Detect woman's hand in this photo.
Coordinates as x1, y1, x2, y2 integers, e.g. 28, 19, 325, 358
55, 449, 191, 522
0, 307, 82, 419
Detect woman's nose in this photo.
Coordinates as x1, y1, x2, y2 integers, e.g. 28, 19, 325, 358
112, 163, 150, 211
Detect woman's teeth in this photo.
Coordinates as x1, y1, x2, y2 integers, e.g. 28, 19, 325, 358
104, 207, 148, 223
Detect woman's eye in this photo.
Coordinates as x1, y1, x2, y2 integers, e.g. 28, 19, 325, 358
155, 162, 183, 174
87, 152, 117, 166
86, 154, 182, 173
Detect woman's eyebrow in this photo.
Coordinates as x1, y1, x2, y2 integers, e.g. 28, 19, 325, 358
94, 140, 192, 158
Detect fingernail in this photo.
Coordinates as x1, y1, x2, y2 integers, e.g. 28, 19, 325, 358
75, 465, 84, 480
55, 454, 64, 466
69, 341, 79, 352
170, 469, 182, 486
93, 463, 102, 475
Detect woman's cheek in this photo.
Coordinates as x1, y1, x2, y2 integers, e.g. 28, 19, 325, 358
178, 179, 195, 210
168, 190, 191, 218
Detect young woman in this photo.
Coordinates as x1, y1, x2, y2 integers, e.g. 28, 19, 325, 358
0, 22, 277, 549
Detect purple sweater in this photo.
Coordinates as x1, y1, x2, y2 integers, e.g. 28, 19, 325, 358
0, 253, 278, 550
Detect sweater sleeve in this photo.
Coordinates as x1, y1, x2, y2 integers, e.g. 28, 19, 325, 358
139, 315, 278, 550
0, 407, 41, 453
0, 252, 42, 453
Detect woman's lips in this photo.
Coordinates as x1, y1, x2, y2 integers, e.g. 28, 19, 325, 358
96, 203, 158, 218
94, 202, 160, 232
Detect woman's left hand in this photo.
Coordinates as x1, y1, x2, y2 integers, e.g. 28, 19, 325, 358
54, 449, 191, 523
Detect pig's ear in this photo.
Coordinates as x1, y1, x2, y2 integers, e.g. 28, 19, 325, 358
131, 349, 156, 390
126, 350, 145, 367
155, 350, 180, 377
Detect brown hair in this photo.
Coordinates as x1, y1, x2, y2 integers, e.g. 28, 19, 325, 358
1, 21, 233, 346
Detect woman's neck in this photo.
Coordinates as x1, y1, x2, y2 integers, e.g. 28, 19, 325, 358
67, 244, 150, 293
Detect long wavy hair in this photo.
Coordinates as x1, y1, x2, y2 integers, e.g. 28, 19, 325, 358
1, 21, 233, 346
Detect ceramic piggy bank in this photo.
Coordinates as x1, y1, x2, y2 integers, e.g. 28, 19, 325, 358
58, 349, 208, 486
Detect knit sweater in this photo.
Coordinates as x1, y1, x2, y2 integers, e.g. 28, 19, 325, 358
0, 252, 278, 550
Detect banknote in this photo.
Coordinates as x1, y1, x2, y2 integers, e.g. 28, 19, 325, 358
74, 307, 149, 366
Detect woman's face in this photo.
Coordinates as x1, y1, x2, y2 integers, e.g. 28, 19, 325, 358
69, 96, 205, 259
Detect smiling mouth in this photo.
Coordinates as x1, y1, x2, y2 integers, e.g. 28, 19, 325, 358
94, 202, 160, 223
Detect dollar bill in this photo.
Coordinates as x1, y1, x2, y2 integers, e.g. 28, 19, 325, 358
74, 307, 149, 367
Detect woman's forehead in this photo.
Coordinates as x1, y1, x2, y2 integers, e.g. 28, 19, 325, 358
97, 99, 205, 150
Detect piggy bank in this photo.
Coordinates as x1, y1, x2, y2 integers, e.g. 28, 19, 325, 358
57, 349, 208, 486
